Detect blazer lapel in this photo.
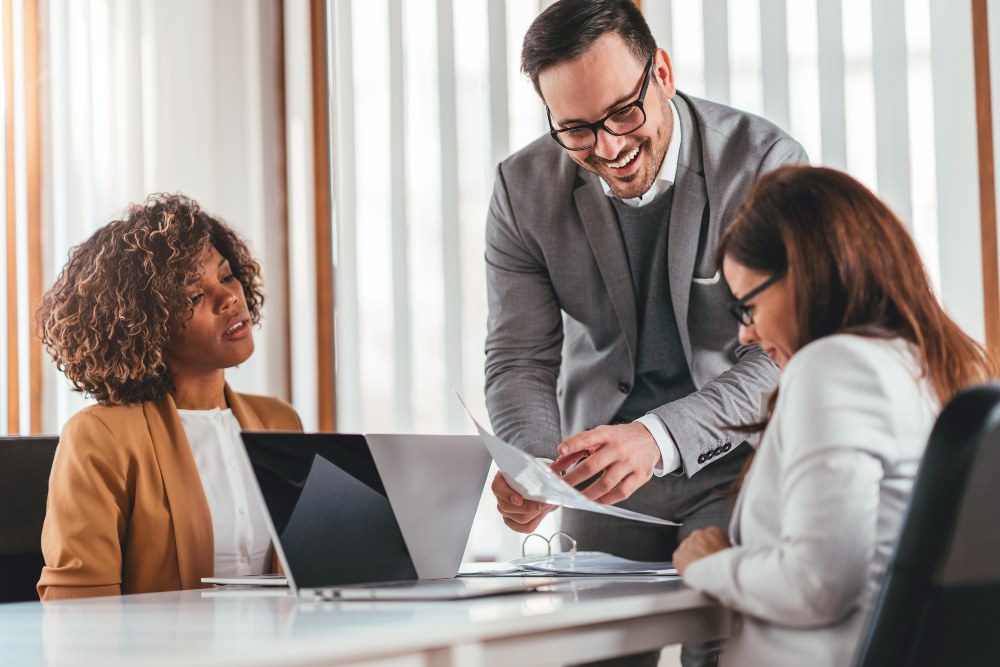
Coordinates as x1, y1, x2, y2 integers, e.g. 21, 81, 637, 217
226, 385, 264, 430
667, 95, 708, 364
574, 172, 638, 367
142, 393, 214, 589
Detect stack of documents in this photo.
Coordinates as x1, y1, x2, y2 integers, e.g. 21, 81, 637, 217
510, 551, 677, 576
460, 553, 677, 577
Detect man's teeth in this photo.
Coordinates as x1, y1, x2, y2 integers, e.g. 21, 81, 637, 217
225, 321, 245, 335
609, 146, 639, 169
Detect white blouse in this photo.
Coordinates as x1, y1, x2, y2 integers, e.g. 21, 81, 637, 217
179, 408, 271, 577
683, 334, 940, 667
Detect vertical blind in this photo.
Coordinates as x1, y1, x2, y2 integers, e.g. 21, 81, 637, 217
326, 0, 1000, 558
328, 0, 994, 438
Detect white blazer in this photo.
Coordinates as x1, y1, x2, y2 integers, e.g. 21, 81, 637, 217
683, 334, 939, 667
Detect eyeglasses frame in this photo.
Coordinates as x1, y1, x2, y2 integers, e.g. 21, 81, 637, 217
546, 54, 656, 151
728, 271, 786, 326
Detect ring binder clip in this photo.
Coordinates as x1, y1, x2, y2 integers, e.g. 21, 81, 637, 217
521, 532, 551, 557
549, 531, 577, 557
521, 531, 578, 559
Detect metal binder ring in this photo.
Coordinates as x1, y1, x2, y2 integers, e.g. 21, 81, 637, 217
549, 531, 578, 558
521, 532, 552, 557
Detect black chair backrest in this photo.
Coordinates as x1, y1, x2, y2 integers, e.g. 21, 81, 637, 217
0, 436, 59, 603
854, 384, 1000, 666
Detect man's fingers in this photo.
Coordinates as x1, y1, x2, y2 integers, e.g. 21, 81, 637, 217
549, 449, 588, 474
497, 497, 550, 515
491, 472, 526, 507
556, 429, 601, 458
500, 504, 554, 533
503, 514, 547, 534
591, 473, 638, 505
560, 446, 615, 487
490, 471, 511, 495
580, 462, 627, 503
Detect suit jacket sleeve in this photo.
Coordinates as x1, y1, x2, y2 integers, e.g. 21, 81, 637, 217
682, 341, 894, 627
38, 412, 130, 600
484, 164, 565, 458
651, 344, 780, 474
652, 136, 807, 475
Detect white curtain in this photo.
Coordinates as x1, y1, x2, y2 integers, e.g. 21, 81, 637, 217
38, 0, 289, 433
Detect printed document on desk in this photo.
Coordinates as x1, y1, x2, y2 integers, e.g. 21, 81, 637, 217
457, 394, 679, 527
460, 553, 678, 577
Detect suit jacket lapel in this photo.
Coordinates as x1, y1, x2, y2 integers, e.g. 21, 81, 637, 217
142, 392, 214, 589
574, 172, 638, 367
227, 385, 264, 430
667, 94, 708, 364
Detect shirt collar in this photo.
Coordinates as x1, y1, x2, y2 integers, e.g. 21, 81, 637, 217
599, 98, 681, 208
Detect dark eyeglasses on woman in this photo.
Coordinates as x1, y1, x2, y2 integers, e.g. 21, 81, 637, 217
728, 272, 786, 326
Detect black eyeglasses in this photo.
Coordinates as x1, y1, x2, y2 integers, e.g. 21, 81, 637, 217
728, 272, 785, 326
547, 55, 655, 151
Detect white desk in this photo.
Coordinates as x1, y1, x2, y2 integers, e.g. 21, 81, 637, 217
0, 578, 731, 667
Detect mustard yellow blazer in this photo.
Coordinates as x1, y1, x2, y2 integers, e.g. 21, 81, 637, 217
37, 386, 302, 601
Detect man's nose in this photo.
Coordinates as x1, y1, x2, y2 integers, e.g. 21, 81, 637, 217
738, 323, 758, 347
593, 128, 627, 161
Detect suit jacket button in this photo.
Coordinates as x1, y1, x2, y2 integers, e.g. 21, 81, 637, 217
618, 382, 630, 394
722, 443, 731, 452
697, 454, 706, 464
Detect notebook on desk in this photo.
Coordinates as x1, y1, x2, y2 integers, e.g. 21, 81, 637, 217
237, 432, 522, 600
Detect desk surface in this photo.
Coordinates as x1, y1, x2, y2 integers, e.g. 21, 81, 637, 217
0, 577, 731, 667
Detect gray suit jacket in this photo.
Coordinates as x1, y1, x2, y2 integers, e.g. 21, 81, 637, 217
485, 92, 806, 479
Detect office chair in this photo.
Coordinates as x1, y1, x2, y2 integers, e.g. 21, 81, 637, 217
854, 384, 1000, 667
0, 436, 59, 603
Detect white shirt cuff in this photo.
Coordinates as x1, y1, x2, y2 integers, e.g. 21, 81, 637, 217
636, 414, 682, 476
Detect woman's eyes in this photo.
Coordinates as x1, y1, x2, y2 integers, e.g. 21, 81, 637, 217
188, 275, 236, 304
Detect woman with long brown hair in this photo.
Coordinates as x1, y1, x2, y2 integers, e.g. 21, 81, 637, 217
672, 165, 996, 666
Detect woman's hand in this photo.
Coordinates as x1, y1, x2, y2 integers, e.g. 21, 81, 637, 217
673, 526, 732, 575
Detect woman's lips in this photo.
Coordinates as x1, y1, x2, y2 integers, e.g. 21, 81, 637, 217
222, 317, 251, 340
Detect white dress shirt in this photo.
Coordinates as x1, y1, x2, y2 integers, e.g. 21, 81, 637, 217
683, 335, 939, 667
600, 99, 684, 476
179, 408, 271, 577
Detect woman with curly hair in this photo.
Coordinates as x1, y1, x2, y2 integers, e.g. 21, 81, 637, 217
35, 194, 301, 600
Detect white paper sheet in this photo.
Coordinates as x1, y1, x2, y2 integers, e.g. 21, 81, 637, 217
456, 394, 680, 527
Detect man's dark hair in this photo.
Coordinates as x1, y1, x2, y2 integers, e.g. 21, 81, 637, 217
521, 0, 657, 97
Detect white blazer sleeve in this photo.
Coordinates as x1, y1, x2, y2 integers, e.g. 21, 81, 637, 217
683, 339, 902, 627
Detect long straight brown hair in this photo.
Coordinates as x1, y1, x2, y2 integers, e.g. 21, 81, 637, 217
719, 165, 996, 409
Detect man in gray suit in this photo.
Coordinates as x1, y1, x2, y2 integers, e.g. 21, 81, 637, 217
485, 2, 806, 665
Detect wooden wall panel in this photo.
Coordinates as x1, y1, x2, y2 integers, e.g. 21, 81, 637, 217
310, 0, 336, 431
973, 0, 1000, 354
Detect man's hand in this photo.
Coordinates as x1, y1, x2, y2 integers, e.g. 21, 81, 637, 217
491, 471, 556, 533
550, 423, 662, 505
672, 527, 732, 575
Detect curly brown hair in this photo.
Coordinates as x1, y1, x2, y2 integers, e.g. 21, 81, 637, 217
36, 193, 264, 405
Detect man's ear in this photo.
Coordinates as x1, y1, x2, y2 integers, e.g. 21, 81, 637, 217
655, 48, 676, 98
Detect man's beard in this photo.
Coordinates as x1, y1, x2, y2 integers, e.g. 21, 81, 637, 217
585, 137, 661, 199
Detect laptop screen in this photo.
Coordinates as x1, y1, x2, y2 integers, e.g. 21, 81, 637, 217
239, 432, 418, 589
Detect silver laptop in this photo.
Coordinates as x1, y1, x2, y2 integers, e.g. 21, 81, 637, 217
238, 432, 554, 600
